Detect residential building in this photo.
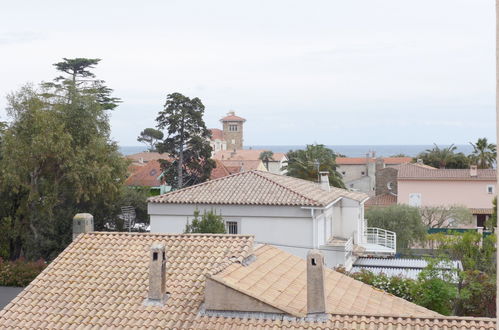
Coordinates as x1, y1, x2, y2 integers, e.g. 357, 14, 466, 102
336, 154, 412, 195
397, 164, 497, 227
213, 149, 288, 174
148, 170, 397, 269
209, 128, 227, 153
0, 230, 494, 329
125, 160, 170, 195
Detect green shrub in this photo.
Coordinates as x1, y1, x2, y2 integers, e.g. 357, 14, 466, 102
184, 210, 226, 234
0, 258, 47, 287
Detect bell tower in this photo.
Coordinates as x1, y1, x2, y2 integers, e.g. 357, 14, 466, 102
221, 111, 245, 150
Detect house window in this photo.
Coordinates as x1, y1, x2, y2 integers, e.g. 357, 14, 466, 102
361, 171, 365, 176
225, 221, 239, 234
341, 171, 346, 175
487, 185, 495, 194
228, 125, 238, 132
409, 193, 421, 207
387, 181, 393, 190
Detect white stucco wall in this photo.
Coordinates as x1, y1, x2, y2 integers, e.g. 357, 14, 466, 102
149, 203, 315, 250
149, 200, 363, 268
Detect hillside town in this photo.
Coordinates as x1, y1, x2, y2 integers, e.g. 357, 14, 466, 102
1, 2, 499, 330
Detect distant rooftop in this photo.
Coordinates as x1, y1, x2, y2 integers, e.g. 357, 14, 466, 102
397, 163, 496, 181
220, 111, 246, 122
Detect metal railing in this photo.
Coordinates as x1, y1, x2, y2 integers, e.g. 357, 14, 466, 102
344, 236, 354, 261
364, 227, 397, 251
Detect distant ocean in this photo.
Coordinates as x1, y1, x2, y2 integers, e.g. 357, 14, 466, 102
119, 145, 474, 158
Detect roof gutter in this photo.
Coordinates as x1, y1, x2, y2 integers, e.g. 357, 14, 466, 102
301, 197, 342, 211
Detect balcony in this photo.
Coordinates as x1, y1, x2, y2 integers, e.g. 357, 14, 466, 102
357, 227, 397, 256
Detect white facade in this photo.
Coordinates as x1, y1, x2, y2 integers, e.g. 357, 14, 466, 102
149, 197, 393, 269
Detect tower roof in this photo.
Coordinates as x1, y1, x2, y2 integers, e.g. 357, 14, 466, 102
220, 111, 246, 122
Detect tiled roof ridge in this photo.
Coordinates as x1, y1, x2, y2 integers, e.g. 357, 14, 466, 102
251, 171, 322, 207
148, 170, 257, 202
85, 231, 255, 238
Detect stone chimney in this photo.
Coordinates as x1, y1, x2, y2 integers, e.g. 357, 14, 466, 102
145, 243, 168, 305
319, 171, 330, 192
307, 249, 326, 315
227, 110, 235, 116
72, 213, 94, 240
470, 165, 478, 177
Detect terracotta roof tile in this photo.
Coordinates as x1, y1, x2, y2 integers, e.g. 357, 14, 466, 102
209, 128, 224, 141
336, 157, 412, 165
210, 159, 232, 180
214, 150, 287, 162
365, 194, 397, 207
125, 152, 170, 163
148, 170, 368, 206
398, 163, 496, 181
1, 233, 495, 329
470, 208, 493, 215
125, 160, 163, 187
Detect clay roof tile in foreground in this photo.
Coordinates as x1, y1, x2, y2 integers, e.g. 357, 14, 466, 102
0, 233, 495, 329
148, 170, 368, 206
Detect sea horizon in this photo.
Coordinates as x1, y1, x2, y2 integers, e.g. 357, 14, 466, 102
120, 144, 474, 158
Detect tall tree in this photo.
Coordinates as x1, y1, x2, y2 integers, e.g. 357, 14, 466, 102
155, 93, 214, 189
469, 138, 496, 169
284, 144, 344, 188
137, 128, 164, 152
259, 151, 274, 171
0, 59, 128, 261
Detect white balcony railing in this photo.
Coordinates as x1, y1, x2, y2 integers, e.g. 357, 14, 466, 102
364, 227, 397, 251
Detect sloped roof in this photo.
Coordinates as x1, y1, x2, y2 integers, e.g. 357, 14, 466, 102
336, 157, 412, 165
214, 149, 287, 162
210, 159, 232, 180
211, 245, 439, 318
365, 194, 397, 207
125, 160, 163, 187
398, 163, 496, 181
0, 233, 494, 329
148, 170, 367, 206
209, 128, 224, 141
221, 159, 266, 171
220, 113, 246, 122
125, 152, 169, 163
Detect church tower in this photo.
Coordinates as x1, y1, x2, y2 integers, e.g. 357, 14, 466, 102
221, 111, 246, 150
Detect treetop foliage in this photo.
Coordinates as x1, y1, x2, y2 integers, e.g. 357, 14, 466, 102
285, 144, 344, 188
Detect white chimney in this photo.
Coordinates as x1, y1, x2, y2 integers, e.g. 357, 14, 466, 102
470, 165, 478, 177
307, 250, 326, 315
72, 213, 94, 240
319, 171, 330, 192
145, 243, 168, 305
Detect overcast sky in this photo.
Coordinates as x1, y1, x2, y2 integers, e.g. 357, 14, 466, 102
0, 0, 495, 146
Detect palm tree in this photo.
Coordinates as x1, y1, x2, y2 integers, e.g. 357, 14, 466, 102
469, 138, 496, 169
258, 151, 274, 171
284, 144, 344, 188
425, 144, 457, 169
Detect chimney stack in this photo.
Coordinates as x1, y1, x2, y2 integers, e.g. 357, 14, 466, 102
145, 243, 168, 305
72, 213, 94, 240
470, 165, 478, 177
319, 171, 330, 192
307, 250, 327, 315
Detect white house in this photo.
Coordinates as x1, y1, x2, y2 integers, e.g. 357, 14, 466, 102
148, 170, 396, 269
